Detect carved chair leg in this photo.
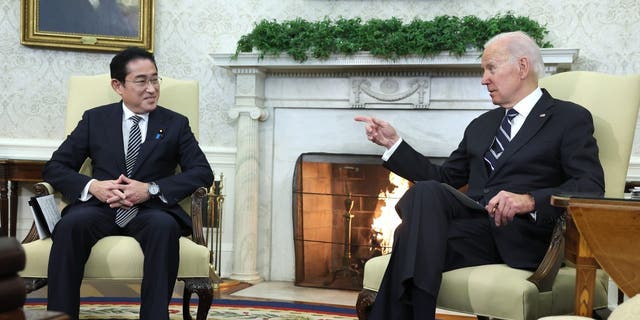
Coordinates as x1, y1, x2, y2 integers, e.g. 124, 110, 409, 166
182, 284, 193, 320
181, 277, 213, 320
356, 289, 377, 320
22, 277, 47, 293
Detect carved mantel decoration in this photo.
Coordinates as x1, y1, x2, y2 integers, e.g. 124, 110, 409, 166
212, 49, 579, 282
351, 77, 431, 109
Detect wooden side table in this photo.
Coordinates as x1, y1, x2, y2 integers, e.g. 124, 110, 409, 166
0, 160, 47, 237
551, 195, 640, 317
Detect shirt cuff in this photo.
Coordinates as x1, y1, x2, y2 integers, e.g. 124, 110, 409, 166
80, 179, 96, 201
381, 138, 403, 161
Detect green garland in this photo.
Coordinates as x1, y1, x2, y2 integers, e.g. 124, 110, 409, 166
235, 13, 552, 62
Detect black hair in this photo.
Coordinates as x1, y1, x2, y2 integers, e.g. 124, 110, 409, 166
109, 47, 157, 83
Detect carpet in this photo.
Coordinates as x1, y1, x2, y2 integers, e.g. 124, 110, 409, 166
24, 297, 357, 319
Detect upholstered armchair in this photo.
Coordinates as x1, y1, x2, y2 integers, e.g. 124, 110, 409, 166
539, 294, 640, 320
19, 74, 215, 320
356, 71, 640, 320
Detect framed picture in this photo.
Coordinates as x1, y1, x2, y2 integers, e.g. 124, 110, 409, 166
20, 0, 154, 52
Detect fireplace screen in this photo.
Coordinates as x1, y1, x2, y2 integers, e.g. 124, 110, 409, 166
292, 153, 409, 290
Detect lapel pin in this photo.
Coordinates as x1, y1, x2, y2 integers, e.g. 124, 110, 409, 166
155, 129, 164, 140
539, 113, 546, 118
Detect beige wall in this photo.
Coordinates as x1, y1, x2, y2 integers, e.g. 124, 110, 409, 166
1, 0, 639, 149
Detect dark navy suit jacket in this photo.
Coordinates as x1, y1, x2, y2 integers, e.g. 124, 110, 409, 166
384, 89, 604, 269
43, 102, 213, 235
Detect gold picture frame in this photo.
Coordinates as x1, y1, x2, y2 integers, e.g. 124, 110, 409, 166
21, 0, 154, 52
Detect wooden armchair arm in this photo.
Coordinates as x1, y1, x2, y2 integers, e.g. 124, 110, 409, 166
33, 182, 54, 197
189, 187, 209, 246
526, 213, 566, 292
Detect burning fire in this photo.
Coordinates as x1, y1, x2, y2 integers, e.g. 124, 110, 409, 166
371, 172, 409, 254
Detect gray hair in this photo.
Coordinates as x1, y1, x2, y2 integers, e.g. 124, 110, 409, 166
485, 31, 546, 78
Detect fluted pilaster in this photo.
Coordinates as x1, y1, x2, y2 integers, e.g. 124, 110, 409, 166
227, 68, 267, 282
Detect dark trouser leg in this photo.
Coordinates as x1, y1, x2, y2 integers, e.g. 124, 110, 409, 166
411, 287, 437, 320
126, 209, 181, 320
47, 205, 119, 320
369, 181, 500, 320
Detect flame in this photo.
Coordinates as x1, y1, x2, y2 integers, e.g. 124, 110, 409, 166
372, 172, 409, 254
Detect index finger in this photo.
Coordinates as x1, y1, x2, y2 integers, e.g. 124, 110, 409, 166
354, 115, 373, 124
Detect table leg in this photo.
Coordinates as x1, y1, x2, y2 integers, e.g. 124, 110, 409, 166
1, 180, 8, 237
10, 181, 17, 237
574, 235, 598, 316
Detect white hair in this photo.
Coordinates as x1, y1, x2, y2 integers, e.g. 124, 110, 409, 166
485, 31, 546, 78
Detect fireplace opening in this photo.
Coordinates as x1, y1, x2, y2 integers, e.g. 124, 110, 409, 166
292, 153, 409, 290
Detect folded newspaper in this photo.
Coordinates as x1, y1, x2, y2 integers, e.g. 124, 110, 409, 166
440, 183, 486, 211
28, 194, 62, 239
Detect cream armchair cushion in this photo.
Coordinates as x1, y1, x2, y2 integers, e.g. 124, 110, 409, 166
539, 294, 640, 320
21, 237, 209, 279
363, 254, 608, 319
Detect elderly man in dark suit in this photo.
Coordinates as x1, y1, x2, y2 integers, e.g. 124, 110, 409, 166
355, 31, 604, 320
44, 47, 213, 320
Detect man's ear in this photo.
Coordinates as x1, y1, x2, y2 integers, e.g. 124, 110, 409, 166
518, 57, 530, 79
111, 79, 124, 95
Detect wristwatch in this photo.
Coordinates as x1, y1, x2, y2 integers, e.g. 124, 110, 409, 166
148, 181, 160, 198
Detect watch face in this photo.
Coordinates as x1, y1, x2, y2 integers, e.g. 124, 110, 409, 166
149, 183, 160, 195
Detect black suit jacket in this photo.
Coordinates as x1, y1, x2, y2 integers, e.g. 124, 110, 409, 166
384, 89, 604, 269
43, 102, 214, 235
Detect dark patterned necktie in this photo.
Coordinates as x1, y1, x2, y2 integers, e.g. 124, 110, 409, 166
115, 115, 142, 227
483, 108, 518, 171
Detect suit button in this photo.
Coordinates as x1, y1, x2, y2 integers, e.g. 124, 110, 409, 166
483, 188, 490, 193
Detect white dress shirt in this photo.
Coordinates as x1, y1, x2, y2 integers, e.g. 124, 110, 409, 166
79, 103, 149, 201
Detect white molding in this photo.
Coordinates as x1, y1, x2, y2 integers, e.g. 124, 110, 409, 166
201, 145, 237, 165
0, 138, 236, 168
0, 138, 60, 160
627, 156, 640, 181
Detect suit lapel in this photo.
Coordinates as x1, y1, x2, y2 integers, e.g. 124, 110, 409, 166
106, 103, 127, 174
131, 107, 165, 176
490, 90, 554, 174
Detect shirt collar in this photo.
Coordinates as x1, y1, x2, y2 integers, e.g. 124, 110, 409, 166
122, 103, 149, 122
509, 87, 542, 118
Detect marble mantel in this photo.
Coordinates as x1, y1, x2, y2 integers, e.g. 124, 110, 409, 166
214, 49, 578, 70
212, 49, 578, 282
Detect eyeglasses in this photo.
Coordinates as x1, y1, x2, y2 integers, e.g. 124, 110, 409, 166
124, 77, 162, 88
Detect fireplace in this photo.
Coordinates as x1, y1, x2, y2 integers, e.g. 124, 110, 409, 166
212, 50, 577, 282
292, 153, 407, 290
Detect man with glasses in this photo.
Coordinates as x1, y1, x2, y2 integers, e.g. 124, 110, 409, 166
43, 47, 213, 320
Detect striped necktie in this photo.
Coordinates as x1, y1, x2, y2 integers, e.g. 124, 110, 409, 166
483, 108, 518, 171
115, 115, 142, 227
